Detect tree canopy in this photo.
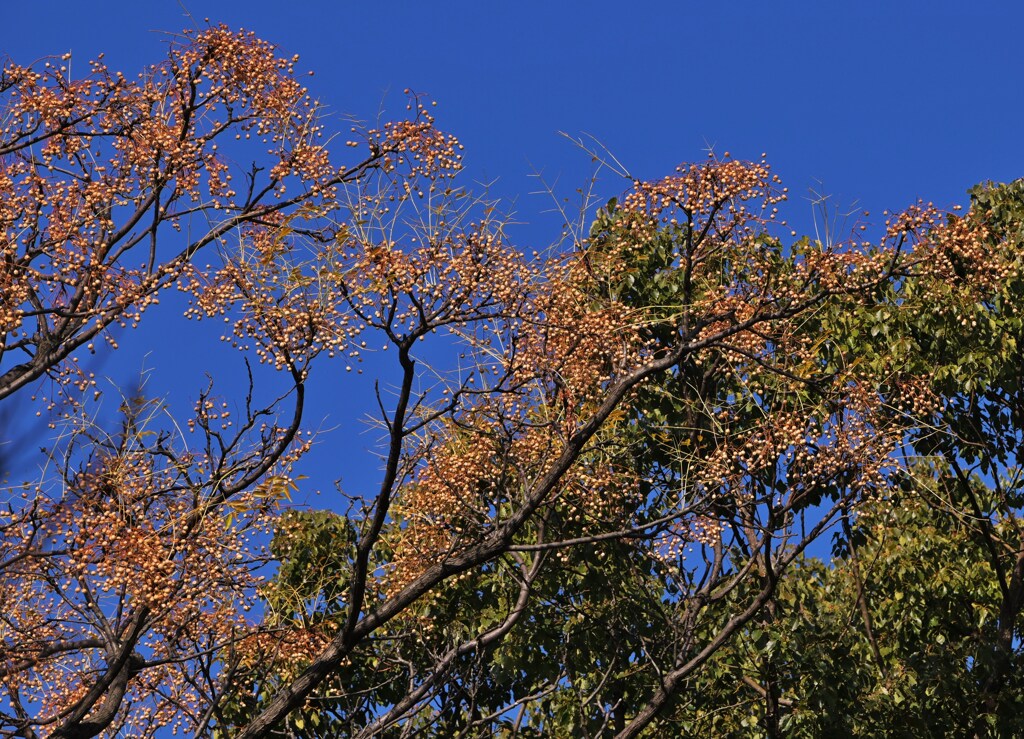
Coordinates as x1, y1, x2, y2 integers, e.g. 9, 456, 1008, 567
1, 28, 1022, 739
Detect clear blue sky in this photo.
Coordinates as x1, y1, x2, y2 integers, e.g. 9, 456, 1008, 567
4, 1, 1023, 505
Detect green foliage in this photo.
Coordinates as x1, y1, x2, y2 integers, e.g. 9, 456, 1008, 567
264, 509, 356, 624
684, 468, 1023, 738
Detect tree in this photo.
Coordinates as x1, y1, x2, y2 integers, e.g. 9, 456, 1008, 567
0, 26, 458, 738
793, 179, 1024, 738
0, 28, 1003, 739
219, 163, 946, 738
651, 180, 1024, 738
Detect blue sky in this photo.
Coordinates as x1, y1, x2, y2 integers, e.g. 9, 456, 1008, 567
4, 1, 1024, 506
